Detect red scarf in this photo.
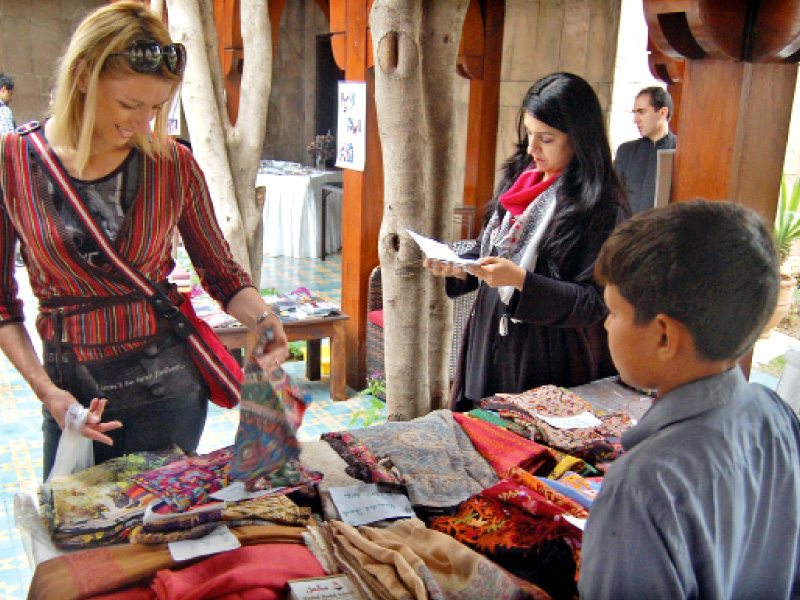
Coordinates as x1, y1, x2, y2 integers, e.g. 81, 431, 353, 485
499, 169, 560, 217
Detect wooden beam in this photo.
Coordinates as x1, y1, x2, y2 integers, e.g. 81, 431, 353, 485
460, 0, 504, 237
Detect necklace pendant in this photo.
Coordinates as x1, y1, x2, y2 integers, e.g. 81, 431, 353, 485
499, 313, 509, 336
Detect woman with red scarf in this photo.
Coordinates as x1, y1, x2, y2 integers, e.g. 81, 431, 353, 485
426, 72, 629, 411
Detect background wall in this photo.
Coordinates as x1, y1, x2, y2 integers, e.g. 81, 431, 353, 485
0, 0, 105, 125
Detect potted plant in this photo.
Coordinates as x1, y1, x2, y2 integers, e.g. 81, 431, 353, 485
763, 174, 800, 334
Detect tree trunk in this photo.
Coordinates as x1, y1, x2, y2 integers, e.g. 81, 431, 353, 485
166, 0, 271, 285
370, 0, 468, 420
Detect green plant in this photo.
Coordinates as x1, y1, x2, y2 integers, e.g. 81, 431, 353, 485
287, 341, 306, 361
348, 373, 386, 427
776, 174, 800, 263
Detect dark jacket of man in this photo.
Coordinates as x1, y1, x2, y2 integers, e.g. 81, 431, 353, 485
615, 131, 676, 214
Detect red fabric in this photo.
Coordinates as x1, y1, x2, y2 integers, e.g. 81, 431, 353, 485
498, 169, 560, 217
453, 412, 557, 477
150, 543, 326, 600
91, 585, 155, 599
179, 293, 243, 409
367, 309, 384, 329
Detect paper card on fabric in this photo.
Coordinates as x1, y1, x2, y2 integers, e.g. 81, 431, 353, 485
168, 525, 241, 561
329, 483, 414, 526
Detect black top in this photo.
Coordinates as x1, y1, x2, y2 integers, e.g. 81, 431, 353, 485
614, 131, 676, 215
446, 194, 628, 411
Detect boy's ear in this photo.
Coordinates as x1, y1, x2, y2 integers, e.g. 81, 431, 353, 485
654, 313, 688, 361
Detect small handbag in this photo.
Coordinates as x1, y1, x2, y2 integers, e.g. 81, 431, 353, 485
25, 129, 242, 408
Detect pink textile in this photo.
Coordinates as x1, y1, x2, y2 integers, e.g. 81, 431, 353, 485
150, 543, 326, 600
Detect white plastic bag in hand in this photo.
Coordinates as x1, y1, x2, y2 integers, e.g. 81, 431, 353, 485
46, 403, 95, 482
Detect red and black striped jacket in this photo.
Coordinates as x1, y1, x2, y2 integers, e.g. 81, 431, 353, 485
0, 126, 253, 361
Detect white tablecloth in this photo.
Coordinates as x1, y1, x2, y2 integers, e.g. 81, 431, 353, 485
257, 170, 343, 258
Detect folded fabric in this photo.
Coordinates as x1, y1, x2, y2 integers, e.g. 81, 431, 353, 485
129, 495, 312, 543
482, 385, 633, 464
244, 458, 324, 492
131, 447, 233, 512
346, 410, 499, 509
453, 412, 557, 477
47, 447, 187, 549
429, 495, 580, 600
150, 543, 326, 600
536, 473, 602, 510
321, 431, 405, 487
507, 467, 589, 519
28, 524, 309, 600
323, 518, 551, 600
481, 480, 567, 519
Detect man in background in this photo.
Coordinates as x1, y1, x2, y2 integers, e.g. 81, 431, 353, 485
614, 86, 676, 214
0, 74, 15, 134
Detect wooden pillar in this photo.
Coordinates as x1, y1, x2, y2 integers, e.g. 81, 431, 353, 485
330, 0, 383, 391
671, 59, 797, 224
459, 0, 505, 234
644, 0, 800, 376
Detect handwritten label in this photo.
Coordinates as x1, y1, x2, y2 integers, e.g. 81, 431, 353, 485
329, 483, 414, 526
168, 525, 240, 561
535, 411, 602, 430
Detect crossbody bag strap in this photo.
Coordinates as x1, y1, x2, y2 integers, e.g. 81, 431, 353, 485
24, 130, 240, 404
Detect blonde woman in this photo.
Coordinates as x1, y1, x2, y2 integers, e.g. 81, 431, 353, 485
0, 1, 288, 478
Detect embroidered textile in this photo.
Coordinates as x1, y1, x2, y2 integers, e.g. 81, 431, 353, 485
348, 410, 499, 509
230, 366, 312, 483
483, 385, 633, 463
131, 446, 232, 512
452, 412, 557, 477
244, 458, 324, 492
321, 431, 405, 487
507, 467, 588, 519
47, 447, 186, 548
429, 495, 580, 600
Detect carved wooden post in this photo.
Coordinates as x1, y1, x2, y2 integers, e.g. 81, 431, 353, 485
644, 0, 800, 375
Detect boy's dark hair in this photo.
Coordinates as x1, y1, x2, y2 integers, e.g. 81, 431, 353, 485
637, 86, 673, 121
0, 73, 14, 92
596, 200, 779, 361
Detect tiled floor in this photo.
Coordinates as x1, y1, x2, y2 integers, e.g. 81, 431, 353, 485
0, 251, 386, 599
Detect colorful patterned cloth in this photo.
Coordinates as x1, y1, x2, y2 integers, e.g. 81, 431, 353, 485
347, 410, 500, 509
507, 467, 589, 519
482, 385, 634, 464
131, 446, 232, 512
47, 447, 186, 549
537, 473, 602, 509
244, 458, 324, 492
429, 495, 580, 600
453, 412, 557, 477
321, 431, 405, 487
129, 495, 311, 543
230, 366, 312, 483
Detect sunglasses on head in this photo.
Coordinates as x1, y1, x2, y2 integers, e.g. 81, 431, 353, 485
109, 39, 186, 76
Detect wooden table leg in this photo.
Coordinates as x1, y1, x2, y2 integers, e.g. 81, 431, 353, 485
306, 339, 322, 381
330, 320, 347, 401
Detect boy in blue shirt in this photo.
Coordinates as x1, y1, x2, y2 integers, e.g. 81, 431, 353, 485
579, 200, 800, 599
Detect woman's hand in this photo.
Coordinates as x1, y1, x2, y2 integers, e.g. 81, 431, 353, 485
423, 258, 468, 280
42, 387, 121, 445
253, 313, 290, 372
466, 257, 527, 290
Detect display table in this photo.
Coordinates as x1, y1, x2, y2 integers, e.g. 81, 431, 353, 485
256, 168, 343, 259
214, 313, 350, 402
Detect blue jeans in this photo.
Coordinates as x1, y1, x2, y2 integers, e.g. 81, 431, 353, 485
42, 332, 208, 480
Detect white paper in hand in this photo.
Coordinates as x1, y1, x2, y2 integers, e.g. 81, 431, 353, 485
407, 230, 479, 267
